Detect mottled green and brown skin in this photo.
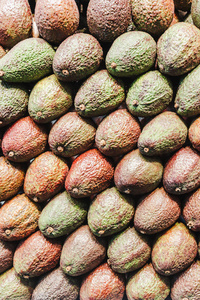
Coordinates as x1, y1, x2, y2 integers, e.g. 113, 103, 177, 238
53, 33, 103, 82
28, 74, 73, 123
157, 22, 200, 76
35, 0, 79, 44
114, 148, 163, 195
2, 116, 48, 162
75, 70, 125, 117
174, 0, 191, 11
0, 267, 36, 300
65, 149, 114, 198
0, 80, 29, 128
24, 151, 69, 202
192, 0, 200, 28
189, 116, 200, 151
138, 111, 187, 156
80, 262, 125, 300
95, 108, 141, 156
0, 240, 15, 274
0, 156, 25, 202
60, 225, 106, 276
31, 267, 80, 300
171, 260, 200, 300
13, 230, 62, 278
126, 70, 173, 117
174, 64, 200, 117
107, 227, 151, 273
0, 38, 55, 83
163, 147, 200, 194
134, 187, 181, 235
87, 0, 131, 42
0, 194, 41, 241
48, 112, 96, 157
88, 187, 135, 237
0, 0, 32, 48
183, 188, 200, 231
131, 0, 174, 36
152, 222, 197, 276
106, 31, 156, 78
38, 191, 88, 238
126, 263, 170, 300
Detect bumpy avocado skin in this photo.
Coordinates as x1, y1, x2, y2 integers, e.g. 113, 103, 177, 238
0, 38, 55, 83
106, 31, 156, 78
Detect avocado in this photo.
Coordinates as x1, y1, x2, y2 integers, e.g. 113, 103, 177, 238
126, 263, 170, 300
53, 33, 103, 82
74, 70, 125, 117
24, 151, 69, 202
80, 262, 125, 300
95, 108, 141, 156
13, 230, 62, 278
137, 111, 187, 156
174, 64, 200, 117
31, 267, 80, 300
0, 240, 15, 274
157, 22, 200, 76
48, 112, 96, 157
0, 0, 32, 48
0, 156, 25, 202
131, 0, 174, 36
114, 148, 163, 195
2, 116, 48, 162
107, 226, 151, 273
189, 116, 200, 151
106, 31, 156, 77
134, 187, 181, 235
0, 80, 29, 128
163, 146, 200, 194
38, 191, 88, 238
88, 187, 135, 237
183, 188, 200, 231
65, 148, 114, 198
0, 193, 41, 241
87, 0, 131, 42
35, 0, 79, 44
152, 222, 197, 276
171, 260, 200, 300
192, 0, 200, 28
126, 70, 173, 117
0, 38, 55, 83
28, 74, 73, 123
0, 267, 36, 300
60, 225, 106, 276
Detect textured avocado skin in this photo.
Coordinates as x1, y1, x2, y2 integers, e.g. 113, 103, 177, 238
28, 74, 73, 123
87, 0, 131, 42
0, 240, 15, 274
189, 116, 200, 151
60, 225, 106, 276
126, 70, 173, 117
0, 80, 29, 128
152, 222, 197, 276
157, 22, 200, 76
53, 33, 103, 82
0, 267, 36, 300
192, 0, 200, 28
74, 70, 125, 117
35, 0, 79, 44
95, 108, 141, 156
31, 267, 80, 300
126, 263, 170, 300
106, 31, 156, 77
131, 0, 174, 36
137, 111, 187, 156
0, 38, 55, 83
183, 188, 200, 232
107, 226, 151, 273
38, 191, 88, 238
88, 187, 135, 237
174, 64, 200, 116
